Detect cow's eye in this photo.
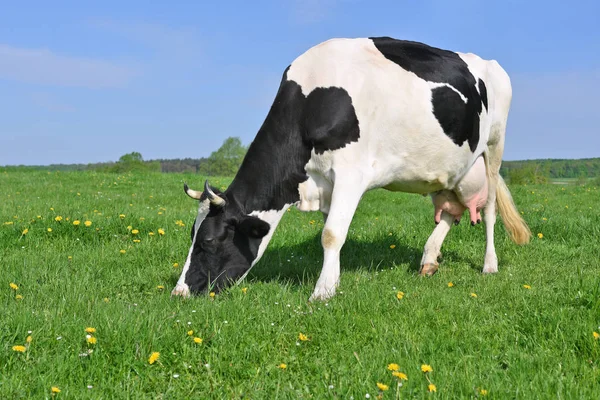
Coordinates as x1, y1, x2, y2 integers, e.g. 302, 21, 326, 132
203, 238, 214, 244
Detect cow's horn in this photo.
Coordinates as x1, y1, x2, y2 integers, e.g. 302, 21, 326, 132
204, 180, 225, 207
183, 182, 203, 200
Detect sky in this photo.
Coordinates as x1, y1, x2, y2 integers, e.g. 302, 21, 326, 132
1, 0, 599, 166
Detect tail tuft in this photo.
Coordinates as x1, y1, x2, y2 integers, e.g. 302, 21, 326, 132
495, 175, 531, 244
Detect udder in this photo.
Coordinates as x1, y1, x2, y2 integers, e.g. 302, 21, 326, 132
431, 156, 488, 225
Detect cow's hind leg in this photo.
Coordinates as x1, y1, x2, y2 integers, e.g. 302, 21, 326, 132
420, 211, 454, 275
310, 179, 364, 302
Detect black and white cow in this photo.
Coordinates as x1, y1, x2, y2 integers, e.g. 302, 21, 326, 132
172, 37, 530, 301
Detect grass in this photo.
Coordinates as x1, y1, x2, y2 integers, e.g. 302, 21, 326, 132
1, 170, 599, 399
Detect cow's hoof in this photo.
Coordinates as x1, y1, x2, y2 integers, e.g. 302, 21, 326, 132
419, 262, 439, 276
482, 253, 498, 274
171, 284, 191, 298
309, 286, 335, 302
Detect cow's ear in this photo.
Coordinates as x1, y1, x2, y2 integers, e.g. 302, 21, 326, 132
237, 216, 270, 238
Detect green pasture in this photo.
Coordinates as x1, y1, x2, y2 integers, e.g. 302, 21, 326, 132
1, 170, 599, 398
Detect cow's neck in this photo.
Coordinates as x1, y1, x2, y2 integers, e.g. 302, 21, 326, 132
226, 76, 310, 213
226, 74, 310, 271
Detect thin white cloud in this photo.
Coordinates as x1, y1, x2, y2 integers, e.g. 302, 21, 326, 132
89, 19, 202, 62
0, 44, 137, 88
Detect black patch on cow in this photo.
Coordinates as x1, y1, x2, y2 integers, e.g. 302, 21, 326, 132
370, 36, 485, 151
302, 87, 360, 155
228, 67, 360, 212
431, 86, 480, 152
478, 78, 488, 112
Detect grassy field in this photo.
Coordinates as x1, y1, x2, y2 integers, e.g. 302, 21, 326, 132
1, 170, 599, 399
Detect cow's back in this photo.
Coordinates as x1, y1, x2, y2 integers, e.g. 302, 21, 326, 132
287, 38, 508, 194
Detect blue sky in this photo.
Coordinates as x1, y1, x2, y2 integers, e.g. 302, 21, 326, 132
1, 0, 598, 166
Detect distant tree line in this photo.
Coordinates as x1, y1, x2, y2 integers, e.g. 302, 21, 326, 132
501, 158, 600, 184
0, 137, 248, 176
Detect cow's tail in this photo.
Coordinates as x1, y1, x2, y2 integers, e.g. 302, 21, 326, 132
494, 173, 531, 245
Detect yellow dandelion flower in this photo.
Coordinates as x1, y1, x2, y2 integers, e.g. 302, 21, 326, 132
447, 282, 454, 287
26, 335, 32, 343
241, 287, 248, 294
593, 331, 600, 340
85, 327, 96, 333
148, 352, 160, 364
187, 330, 194, 336
51, 386, 61, 393
193, 337, 203, 344
298, 333, 309, 341
84, 220, 92, 227
157, 285, 164, 290
387, 363, 399, 371
68, 256, 72, 260
12, 345, 26, 352
148, 232, 155, 236
15, 294, 23, 300
4, 221, 14, 225
10, 282, 18, 290
392, 371, 408, 380
131, 229, 139, 235
428, 384, 437, 392
421, 364, 433, 373
37, 215, 41, 219
158, 228, 165, 235
309, 220, 315, 225
119, 249, 126, 254
389, 244, 396, 249
47, 228, 52, 232
480, 388, 488, 396
119, 214, 126, 219
173, 263, 179, 268
377, 382, 389, 391
22, 228, 29, 235
565, 205, 568, 209
55, 216, 63, 222
278, 363, 287, 369
537, 233, 543, 239
523, 284, 531, 289
127, 225, 132, 231
396, 291, 404, 300
87, 336, 97, 345
103, 297, 109, 303
133, 239, 141, 243
470, 292, 478, 298
209, 292, 215, 298
542, 217, 547, 221
73, 220, 81, 226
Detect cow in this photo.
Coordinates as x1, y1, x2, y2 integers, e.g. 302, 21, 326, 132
172, 37, 531, 301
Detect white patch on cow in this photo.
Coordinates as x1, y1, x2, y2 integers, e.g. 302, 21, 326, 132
428, 82, 468, 103
172, 199, 210, 297
235, 205, 292, 283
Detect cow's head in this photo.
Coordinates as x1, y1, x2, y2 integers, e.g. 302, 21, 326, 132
172, 181, 270, 297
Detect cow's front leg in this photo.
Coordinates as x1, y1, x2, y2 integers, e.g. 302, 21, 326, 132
420, 211, 454, 275
309, 182, 364, 302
